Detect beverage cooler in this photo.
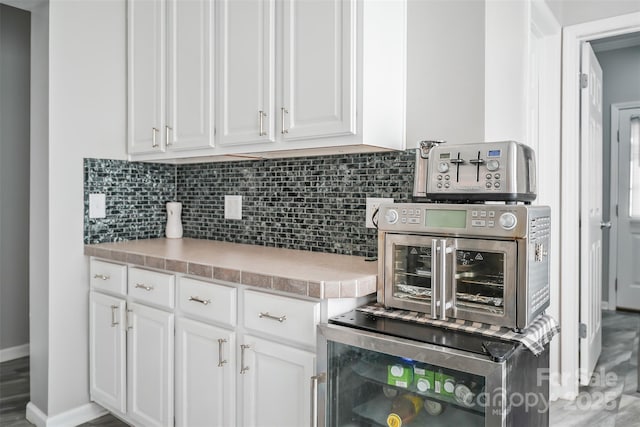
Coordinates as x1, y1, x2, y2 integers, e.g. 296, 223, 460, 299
315, 311, 549, 427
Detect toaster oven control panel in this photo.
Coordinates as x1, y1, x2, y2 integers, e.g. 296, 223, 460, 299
378, 203, 550, 239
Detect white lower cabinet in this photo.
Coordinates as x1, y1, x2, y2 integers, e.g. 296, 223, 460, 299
89, 292, 127, 414
127, 302, 174, 427
90, 259, 332, 427
239, 335, 315, 427
175, 317, 236, 427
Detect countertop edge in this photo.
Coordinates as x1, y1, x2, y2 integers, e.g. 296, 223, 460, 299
84, 243, 378, 300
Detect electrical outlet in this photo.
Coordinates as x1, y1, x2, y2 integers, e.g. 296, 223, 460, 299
89, 193, 106, 219
224, 195, 242, 220
366, 197, 393, 228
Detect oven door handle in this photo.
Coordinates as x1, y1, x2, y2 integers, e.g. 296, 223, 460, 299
431, 239, 439, 319
439, 240, 454, 320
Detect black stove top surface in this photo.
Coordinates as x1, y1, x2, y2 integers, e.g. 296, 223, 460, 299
329, 310, 520, 362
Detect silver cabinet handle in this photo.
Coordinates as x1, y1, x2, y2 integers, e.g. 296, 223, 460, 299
188, 296, 211, 306
240, 344, 250, 374
127, 309, 133, 330
93, 274, 110, 281
135, 283, 154, 291
600, 221, 612, 229
218, 339, 227, 367
152, 127, 159, 147
281, 107, 289, 134
259, 110, 267, 136
310, 373, 326, 427
259, 312, 286, 323
165, 125, 173, 146
430, 239, 438, 319
110, 305, 119, 327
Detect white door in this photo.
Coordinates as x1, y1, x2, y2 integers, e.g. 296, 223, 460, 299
89, 292, 127, 413
280, 0, 355, 140
579, 42, 603, 386
175, 317, 236, 427
616, 106, 640, 309
128, 0, 166, 154
166, 0, 215, 151
217, 0, 275, 146
128, 302, 174, 427
240, 335, 315, 427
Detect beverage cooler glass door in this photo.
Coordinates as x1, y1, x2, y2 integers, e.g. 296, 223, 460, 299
319, 324, 506, 427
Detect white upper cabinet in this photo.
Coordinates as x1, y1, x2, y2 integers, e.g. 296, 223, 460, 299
128, 0, 165, 155
128, 0, 406, 161
128, 0, 214, 156
280, 0, 354, 141
217, 0, 275, 146
166, 0, 215, 151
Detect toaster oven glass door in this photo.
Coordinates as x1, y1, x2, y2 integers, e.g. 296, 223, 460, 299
449, 238, 517, 327
384, 234, 518, 327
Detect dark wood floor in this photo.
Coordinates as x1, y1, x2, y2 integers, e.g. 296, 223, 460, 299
0, 356, 127, 427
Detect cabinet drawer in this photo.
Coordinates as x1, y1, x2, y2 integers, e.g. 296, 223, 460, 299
243, 290, 319, 347
178, 277, 237, 327
90, 259, 127, 296
128, 267, 175, 308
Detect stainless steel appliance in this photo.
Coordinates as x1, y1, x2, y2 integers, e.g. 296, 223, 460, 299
413, 141, 537, 203
316, 311, 550, 427
377, 203, 550, 330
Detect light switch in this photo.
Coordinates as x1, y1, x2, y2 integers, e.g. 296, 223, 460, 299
225, 195, 242, 220
89, 193, 106, 219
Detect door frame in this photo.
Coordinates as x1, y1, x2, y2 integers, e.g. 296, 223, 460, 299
610, 101, 640, 309
561, 11, 640, 400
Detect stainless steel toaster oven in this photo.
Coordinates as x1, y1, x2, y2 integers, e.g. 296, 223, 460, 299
377, 203, 550, 330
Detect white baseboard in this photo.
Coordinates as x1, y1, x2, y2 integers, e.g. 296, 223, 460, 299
26, 402, 108, 427
0, 343, 29, 362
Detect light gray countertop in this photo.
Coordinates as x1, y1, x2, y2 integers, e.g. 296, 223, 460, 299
85, 238, 378, 299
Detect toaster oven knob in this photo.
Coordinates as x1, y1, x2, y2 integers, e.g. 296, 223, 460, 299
499, 212, 517, 230
437, 162, 449, 173
384, 209, 399, 225
486, 159, 500, 171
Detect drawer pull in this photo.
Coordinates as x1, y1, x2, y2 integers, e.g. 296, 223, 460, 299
110, 305, 119, 327
259, 312, 287, 323
135, 283, 154, 291
240, 344, 250, 374
94, 274, 110, 281
188, 296, 211, 306
218, 339, 227, 367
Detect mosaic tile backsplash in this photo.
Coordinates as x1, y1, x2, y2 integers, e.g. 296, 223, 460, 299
84, 159, 177, 244
84, 150, 415, 257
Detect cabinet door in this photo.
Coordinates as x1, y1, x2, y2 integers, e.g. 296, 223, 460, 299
166, 0, 215, 151
128, 0, 166, 154
240, 335, 315, 427
281, 0, 355, 140
175, 318, 236, 427
127, 302, 174, 427
217, 0, 275, 146
89, 292, 127, 413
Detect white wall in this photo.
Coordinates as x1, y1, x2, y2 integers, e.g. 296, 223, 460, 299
28, 0, 49, 414
484, 0, 529, 143
405, 0, 485, 147
45, 0, 127, 416
548, 0, 640, 26
0, 4, 30, 355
